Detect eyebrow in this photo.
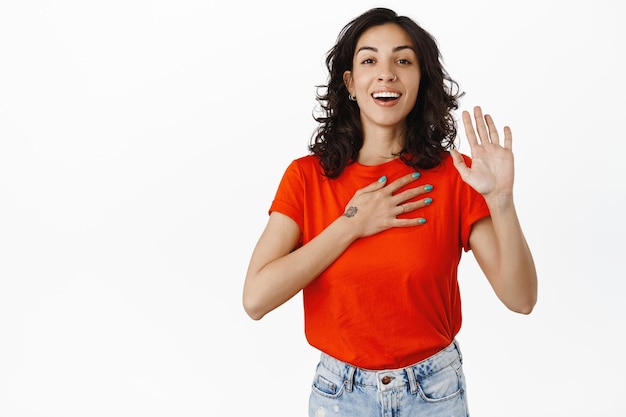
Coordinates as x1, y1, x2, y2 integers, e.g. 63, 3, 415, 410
356, 45, 416, 54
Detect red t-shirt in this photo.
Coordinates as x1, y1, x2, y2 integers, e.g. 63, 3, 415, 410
269, 153, 490, 369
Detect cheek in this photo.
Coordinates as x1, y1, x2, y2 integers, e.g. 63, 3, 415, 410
405, 88, 419, 107
351, 72, 368, 87
408, 77, 422, 101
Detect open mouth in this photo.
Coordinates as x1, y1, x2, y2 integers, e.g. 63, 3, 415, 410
372, 91, 401, 102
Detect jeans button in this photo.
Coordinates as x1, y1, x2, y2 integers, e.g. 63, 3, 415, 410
381, 376, 394, 385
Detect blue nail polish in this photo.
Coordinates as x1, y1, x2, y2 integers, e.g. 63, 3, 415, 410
378, 175, 387, 183
418, 218, 427, 224
424, 184, 433, 191
412, 172, 421, 179
424, 198, 433, 205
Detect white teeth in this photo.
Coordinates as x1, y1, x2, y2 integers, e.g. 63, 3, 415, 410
372, 91, 400, 99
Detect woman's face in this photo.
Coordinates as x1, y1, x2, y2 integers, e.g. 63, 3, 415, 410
343, 23, 421, 132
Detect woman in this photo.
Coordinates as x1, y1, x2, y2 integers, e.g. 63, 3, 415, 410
243, 7, 537, 417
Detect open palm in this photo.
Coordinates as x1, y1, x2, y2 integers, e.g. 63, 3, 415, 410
451, 106, 515, 197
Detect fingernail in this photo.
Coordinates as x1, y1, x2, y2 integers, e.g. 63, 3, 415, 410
378, 175, 387, 183
418, 218, 427, 224
424, 184, 433, 191
424, 198, 433, 205
412, 172, 421, 179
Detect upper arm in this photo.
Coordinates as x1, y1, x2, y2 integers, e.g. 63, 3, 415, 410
468, 211, 538, 314
468, 216, 498, 286
246, 211, 301, 277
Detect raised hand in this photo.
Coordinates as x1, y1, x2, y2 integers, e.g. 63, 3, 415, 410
451, 106, 515, 198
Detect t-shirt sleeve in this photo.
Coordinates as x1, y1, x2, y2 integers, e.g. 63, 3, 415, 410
459, 155, 491, 252
269, 159, 305, 231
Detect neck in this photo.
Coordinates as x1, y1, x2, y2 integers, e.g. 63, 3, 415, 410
357, 126, 405, 166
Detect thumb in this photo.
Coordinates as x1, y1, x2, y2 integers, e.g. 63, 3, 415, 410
450, 150, 470, 178
349, 175, 387, 203
360, 174, 388, 192
345, 175, 387, 212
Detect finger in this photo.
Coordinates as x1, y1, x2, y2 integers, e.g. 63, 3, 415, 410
450, 149, 470, 178
392, 183, 433, 206
395, 217, 427, 227
356, 175, 388, 195
385, 171, 421, 194
397, 196, 434, 216
504, 126, 513, 150
462, 110, 479, 147
484, 114, 500, 146
473, 106, 490, 144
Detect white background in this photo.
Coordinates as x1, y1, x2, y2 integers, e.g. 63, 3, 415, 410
1, 0, 624, 415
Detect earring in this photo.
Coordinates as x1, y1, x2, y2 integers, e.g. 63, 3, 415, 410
348, 94, 356, 101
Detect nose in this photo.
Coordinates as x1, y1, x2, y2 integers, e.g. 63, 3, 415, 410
378, 72, 397, 82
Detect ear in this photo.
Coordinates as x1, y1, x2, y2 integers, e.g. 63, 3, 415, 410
343, 71, 354, 96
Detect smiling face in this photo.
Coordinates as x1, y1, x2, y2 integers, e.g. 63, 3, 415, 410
343, 23, 421, 134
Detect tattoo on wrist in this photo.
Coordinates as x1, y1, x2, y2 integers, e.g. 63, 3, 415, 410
344, 206, 358, 218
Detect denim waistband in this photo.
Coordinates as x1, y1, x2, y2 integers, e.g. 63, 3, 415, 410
318, 340, 462, 394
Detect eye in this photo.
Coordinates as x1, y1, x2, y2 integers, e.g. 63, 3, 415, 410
361, 58, 375, 64
397, 58, 412, 65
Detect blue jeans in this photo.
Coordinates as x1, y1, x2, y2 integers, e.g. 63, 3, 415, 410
309, 341, 469, 417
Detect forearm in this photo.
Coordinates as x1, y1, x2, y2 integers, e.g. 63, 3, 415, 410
243, 215, 358, 320
244, 172, 430, 320
484, 194, 538, 313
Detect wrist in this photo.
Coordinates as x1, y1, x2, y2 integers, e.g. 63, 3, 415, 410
484, 192, 514, 212
336, 209, 364, 242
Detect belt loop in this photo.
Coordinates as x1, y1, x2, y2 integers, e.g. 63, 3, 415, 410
405, 365, 418, 395
344, 365, 355, 392
453, 339, 463, 364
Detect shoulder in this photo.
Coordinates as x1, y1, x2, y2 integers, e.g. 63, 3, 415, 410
275, 155, 326, 190
292, 154, 319, 166
285, 154, 324, 176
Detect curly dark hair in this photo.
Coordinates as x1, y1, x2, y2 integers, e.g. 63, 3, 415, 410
309, 7, 463, 178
